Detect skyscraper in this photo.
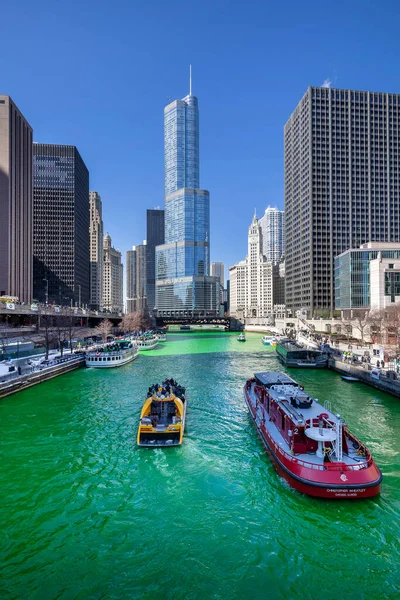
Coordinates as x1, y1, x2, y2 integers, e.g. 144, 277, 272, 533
258, 207, 284, 264
89, 191, 104, 310
33, 144, 89, 306
156, 69, 219, 316
103, 233, 123, 312
210, 262, 225, 287
127, 242, 147, 312
146, 209, 164, 312
285, 86, 400, 316
126, 247, 136, 314
0, 95, 33, 303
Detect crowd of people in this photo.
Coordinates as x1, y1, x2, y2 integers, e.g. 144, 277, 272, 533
147, 379, 186, 400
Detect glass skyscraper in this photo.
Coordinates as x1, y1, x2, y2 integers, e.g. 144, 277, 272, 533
258, 207, 285, 264
156, 75, 219, 316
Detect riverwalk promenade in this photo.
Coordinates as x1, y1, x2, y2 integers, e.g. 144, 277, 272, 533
0, 353, 85, 399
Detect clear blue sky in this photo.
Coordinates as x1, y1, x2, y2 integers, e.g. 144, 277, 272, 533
2, 0, 400, 279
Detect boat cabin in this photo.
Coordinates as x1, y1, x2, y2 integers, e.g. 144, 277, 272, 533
251, 372, 349, 458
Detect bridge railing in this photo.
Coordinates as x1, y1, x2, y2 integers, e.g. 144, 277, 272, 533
0, 303, 122, 319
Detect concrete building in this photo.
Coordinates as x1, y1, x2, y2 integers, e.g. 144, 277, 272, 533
103, 233, 123, 312
0, 95, 33, 303
210, 262, 225, 287
285, 86, 400, 317
156, 70, 220, 317
126, 247, 137, 314
146, 209, 164, 313
335, 242, 400, 310
126, 242, 147, 313
89, 191, 104, 310
258, 207, 284, 264
33, 144, 89, 306
229, 214, 284, 319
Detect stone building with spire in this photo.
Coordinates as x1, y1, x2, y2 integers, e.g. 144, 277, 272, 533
103, 233, 123, 313
229, 213, 284, 319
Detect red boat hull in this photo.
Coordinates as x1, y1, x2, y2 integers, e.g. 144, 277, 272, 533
244, 386, 382, 499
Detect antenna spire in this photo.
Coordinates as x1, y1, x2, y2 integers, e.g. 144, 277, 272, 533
190, 64, 192, 95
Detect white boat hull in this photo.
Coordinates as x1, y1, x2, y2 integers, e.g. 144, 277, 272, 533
86, 349, 138, 368
138, 340, 159, 351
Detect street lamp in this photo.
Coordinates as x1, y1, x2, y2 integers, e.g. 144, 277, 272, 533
43, 279, 48, 306
78, 284, 81, 308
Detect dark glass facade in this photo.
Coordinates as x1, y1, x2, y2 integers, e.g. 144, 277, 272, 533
33, 144, 90, 305
146, 209, 164, 311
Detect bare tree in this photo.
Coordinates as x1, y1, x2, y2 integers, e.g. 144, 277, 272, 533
120, 311, 150, 333
352, 310, 370, 346
54, 314, 67, 357
65, 311, 75, 352
41, 311, 56, 359
95, 319, 113, 343
366, 308, 384, 345
383, 303, 400, 349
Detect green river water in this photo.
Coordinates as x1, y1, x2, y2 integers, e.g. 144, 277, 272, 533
1, 332, 399, 600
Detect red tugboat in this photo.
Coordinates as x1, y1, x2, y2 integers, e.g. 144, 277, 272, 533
244, 372, 382, 499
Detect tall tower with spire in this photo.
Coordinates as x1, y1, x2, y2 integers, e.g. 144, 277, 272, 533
156, 68, 220, 317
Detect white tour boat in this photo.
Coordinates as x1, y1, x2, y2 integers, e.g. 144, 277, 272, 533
262, 335, 277, 346
86, 340, 138, 368
137, 335, 159, 351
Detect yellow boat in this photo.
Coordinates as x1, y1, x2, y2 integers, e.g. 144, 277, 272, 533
137, 379, 187, 447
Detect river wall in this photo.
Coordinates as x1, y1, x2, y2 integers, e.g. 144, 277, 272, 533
0, 356, 85, 400
328, 358, 400, 399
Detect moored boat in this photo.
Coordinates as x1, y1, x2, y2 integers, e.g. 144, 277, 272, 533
244, 371, 382, 498
86, 339, 138, 368
136, 334, 159, 351
137, 379, 187, 447
237, 333, 246, 342
156, 329, 167, 342
262, 335, 277, 346
276, 339, 328, 368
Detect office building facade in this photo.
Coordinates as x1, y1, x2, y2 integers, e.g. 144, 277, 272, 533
103, 233, 123, 312
89, 191, 104, 310
126, 242, 147, 313
126, 247, 136, 314
0, 95, 33, 303
258, 206, 284, 264
285, 86, 400, 317
210, 262, 225, 287
335, 242, 400, 310
156, 76, 219, 316
146, 209, 164, 312
33, 144, 89, 305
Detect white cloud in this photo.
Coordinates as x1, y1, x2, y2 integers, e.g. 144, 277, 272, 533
321, 78, 332, 88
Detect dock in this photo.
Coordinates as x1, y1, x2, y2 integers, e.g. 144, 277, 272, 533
328, 357, 400, 398
0, 355, 85, 400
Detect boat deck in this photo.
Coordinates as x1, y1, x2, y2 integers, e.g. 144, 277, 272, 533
248, 383, 368, 468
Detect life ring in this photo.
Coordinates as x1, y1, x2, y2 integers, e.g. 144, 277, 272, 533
319, 413, 329, 420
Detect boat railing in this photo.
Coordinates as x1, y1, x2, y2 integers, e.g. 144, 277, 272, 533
87, 348, 135, 358
244, 387, 372, 471
273, 440, 372, 471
